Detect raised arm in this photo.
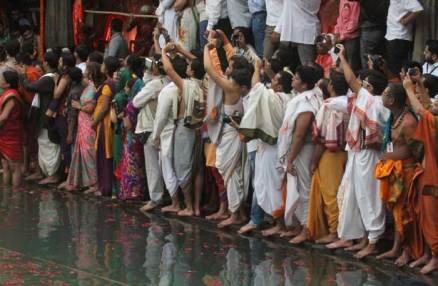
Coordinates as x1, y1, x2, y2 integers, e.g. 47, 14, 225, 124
203, 44, 234, 92
403, 76, 425, 115
337, 44, 361, 94
252, 59, 262, 87
162, 43, 184, 91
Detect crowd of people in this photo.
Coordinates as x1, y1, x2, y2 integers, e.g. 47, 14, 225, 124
0, 0, 437, 276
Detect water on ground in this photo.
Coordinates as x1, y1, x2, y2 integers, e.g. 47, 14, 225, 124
0, 187, 435, 286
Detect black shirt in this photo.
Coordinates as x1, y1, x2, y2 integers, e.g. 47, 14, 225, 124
357, 0, 390, 30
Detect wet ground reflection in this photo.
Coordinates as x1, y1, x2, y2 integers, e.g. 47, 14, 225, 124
0, 187, 434, 285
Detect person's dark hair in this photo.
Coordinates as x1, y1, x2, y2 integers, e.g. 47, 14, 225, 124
387, 83, 407, 107
5, 39, 20, 58
16, 52, 32, 66
86, 62, 105, 87
61, 52, 76, 69
233, 27, 254, 47
423, 74, 438, 98
68, 67, 83, 84
2, 70, 19, 89
329, 69, 349, 96
312, 63, 324, 82
426, 39, 438, 56
230, 68, 252, 89
170, 55, 188, 79
126, 54, 144, 79
269, 58, 283, 74
402, 61, 423, 74
275, 46, 300, 72
230, 55, 251, 71
295, 65, 321, 90
366, 69, 388, 95
191, 58, 205, 80
110, 19, 123, 33
88, 51, 103, 64
44, 51, 59, 69
0, 46, 6, 62
277, 71, 293, 94
103, 56, 120, 77
75, 44, 90, 62
21, 41, 35, 56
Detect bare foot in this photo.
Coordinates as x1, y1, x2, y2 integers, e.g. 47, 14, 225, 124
345, 238, 367, 252
38, 176, 59, 185
316, 233, 338, 244
194, 208, 201, 217
377, 249, 399, 260
238, 223, 257, 235
355, 243, 376, 259
262, 224, 284, 237
206, 211, 229, 221
289, 228, 308, 245
217, 215, 240, 229
140, 201, 158, 213
64, 184, 76, 192
420, 257, 438, 275
327, 239, 353, 249
84, 188, 96, 195
395, 249, 412, 267
161, 204, 181, 213
409, 254, 429, 268
26, 172, 43, 181
280, 227, 301, 238
177, 208, 194, 217
57, 181, 68, 189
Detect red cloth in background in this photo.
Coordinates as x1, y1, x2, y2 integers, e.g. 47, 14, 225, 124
319, 0, 339, 34
73, 0, 85, 45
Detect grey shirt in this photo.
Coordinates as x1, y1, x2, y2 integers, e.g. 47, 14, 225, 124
104, 32, 129, 59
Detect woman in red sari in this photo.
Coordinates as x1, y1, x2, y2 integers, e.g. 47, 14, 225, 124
0, 70, 24, 189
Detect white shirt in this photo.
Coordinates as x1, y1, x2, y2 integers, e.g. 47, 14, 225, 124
243, 94, 258, 153
133, 76, 169, 134
196, 0, 208, 22
227, 0, 252, 29
385, 0, 423, 41
206, 0, 228, 30
275, 0, 321, 45
266, 0, 283, 27
76, 62, 87, 73
422, 62, 438, 77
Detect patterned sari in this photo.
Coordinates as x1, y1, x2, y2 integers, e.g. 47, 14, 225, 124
116, 79, 147, 201
67, 84, 97, 189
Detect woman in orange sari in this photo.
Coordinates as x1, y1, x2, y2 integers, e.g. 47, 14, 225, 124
0, 70, 24, 189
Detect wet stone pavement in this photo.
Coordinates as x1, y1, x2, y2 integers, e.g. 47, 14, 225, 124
0, 186, 436, 286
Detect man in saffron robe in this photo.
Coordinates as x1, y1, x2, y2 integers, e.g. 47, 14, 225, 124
403, 75, 438, 274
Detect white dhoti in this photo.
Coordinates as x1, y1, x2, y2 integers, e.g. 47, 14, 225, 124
254, 141, 284, 216
144, 136, 164, 203
337, 149, 385, 243
160, 124, 178, 198
37, 129, 61, 177
216, 124, 249, 213
283, 143, 314, 226
173, 120, 195, 189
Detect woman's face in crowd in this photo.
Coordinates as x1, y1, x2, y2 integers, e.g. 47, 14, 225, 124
292, 72, 305, 93
186, 60, 194, 78
233, 30, 246, 49
381, 87, 394, 109
271, 73, 283, 93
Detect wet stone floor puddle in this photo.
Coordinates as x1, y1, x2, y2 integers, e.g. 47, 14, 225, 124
0, 186, 436, 286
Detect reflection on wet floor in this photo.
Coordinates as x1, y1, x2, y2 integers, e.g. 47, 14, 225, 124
0, 187, 434, 285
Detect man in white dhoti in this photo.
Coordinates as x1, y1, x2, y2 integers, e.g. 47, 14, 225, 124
134, 63, 169, 212
327, 44, 389, 259
204, 36, 252, 228
156, 43, 206, 217
277, 65, 323, 242
237, 60, 294, 235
